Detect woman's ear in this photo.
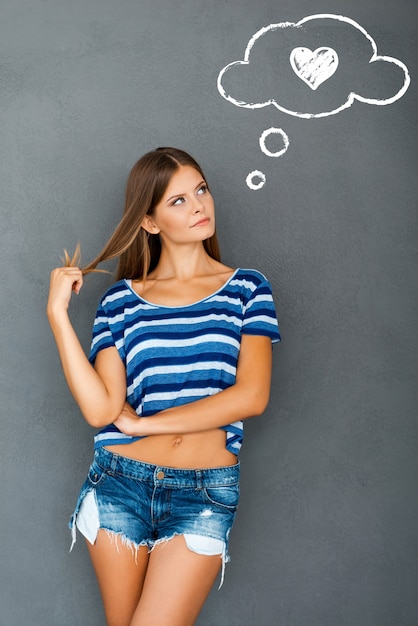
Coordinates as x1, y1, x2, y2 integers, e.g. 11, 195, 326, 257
141, 214, 160, 235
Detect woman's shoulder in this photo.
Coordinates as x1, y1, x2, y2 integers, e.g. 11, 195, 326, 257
226, 269, 275, 303
97, 278, 133, 307
233, 268, 272, 284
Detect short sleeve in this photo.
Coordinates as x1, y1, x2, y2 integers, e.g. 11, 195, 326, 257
241, 273, 281, 344
88, 299, 118, 365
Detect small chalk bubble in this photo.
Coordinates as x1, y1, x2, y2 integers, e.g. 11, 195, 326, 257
259, 127, 290, 157
246, 170, 266, 190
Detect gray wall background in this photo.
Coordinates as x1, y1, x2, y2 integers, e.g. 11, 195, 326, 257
0, 1, 417, 624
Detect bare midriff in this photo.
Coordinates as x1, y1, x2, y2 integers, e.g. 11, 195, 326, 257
105, 427, 237, 469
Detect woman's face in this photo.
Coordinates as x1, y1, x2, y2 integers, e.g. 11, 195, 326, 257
144, 165, 215, 246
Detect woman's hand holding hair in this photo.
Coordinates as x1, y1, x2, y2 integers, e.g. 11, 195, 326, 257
47, 266, 83, 319
47, 246, 84, 319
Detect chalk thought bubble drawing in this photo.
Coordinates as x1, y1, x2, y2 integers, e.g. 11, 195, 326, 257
217, 13, 410, 190
289, 47, 339, 90
217, 14, 410, 119
259, 127, 289, 157
246, 170, 266, 191
246, 127, 290, 190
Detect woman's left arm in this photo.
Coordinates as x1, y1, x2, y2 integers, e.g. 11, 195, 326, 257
114, 334, 273, 436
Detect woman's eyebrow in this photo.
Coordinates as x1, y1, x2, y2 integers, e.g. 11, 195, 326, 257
166, 180, 206, 203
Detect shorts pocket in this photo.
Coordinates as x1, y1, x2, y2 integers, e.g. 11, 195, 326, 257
87, 461, 107, 488
203, 483, 240, 511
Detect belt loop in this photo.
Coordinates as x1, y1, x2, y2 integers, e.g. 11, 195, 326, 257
195, 469, 203, 490
110, 452, 118, 475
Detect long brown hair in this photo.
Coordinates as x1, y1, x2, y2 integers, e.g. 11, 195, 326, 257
73, 147, 220, 281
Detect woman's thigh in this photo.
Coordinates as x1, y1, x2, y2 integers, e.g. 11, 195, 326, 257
86, 530, 150, 626
131, 535, 222, 626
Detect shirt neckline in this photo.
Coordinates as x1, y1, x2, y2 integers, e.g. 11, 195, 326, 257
124, 268, 240, 309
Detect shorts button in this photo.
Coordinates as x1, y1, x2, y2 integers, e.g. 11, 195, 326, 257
156, 470, 165, 480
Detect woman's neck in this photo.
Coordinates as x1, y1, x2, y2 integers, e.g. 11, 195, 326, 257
150, 244, 218, 281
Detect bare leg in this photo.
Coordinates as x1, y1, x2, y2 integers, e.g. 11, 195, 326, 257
86, 530, 150, 626
131, 535, 222, 626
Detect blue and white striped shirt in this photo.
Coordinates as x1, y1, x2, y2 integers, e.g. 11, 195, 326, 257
89, 268, 280, 454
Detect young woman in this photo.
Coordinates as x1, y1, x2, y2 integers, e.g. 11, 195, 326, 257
47, 147, 280, 626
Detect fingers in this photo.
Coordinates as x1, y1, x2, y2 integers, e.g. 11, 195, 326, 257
47, 266, 84, 315
122, 401, 138, 417
51, 266, 83, 293
113, 413, 140, 437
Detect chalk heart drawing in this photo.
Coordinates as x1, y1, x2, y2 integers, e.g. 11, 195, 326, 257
290, 47, 339, 90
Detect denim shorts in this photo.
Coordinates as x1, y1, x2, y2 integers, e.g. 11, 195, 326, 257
69, 447, 239, 587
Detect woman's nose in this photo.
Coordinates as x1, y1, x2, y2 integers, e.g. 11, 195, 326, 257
192, 197, 204, 212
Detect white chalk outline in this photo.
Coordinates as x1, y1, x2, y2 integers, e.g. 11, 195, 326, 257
217, 14, 411, 119
246, 129, 288, 190
246, 170, 266, 190
289, 47, 339, 90
259, 127, 290, 157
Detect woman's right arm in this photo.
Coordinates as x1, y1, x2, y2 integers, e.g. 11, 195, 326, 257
47, 266, 126, 428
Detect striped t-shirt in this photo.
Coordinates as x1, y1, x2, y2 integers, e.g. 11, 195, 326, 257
89, 268, 280, 454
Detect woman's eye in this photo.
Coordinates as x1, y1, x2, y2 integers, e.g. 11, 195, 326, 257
171, 185, 207, 205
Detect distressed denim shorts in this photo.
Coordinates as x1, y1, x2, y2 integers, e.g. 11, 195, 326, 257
69, 447, 239, 587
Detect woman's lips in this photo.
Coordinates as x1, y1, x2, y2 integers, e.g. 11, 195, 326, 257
191, 217, 210, 227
